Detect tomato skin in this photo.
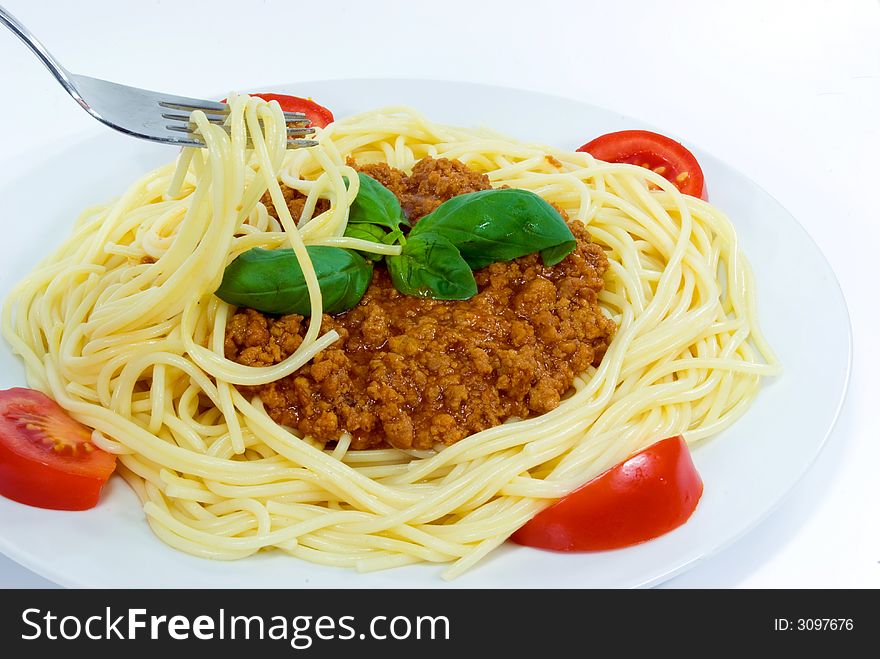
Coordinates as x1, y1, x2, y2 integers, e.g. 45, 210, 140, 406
577, 130, 708, 200
0, 388, 116, 511
511, 436, 702, 551
235, 93, 334, 128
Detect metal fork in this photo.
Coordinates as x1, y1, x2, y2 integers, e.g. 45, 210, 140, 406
0, 5, 317, 149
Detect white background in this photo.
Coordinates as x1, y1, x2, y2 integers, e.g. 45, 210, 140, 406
0, 0, 875, 588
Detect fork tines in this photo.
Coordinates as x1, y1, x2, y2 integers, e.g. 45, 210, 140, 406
157, 100, 309, 123
163, 118, 315, 137
165, 123, 318, 148
159, 100, 317, 148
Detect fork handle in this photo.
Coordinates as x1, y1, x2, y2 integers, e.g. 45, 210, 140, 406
0, 5, 78, 96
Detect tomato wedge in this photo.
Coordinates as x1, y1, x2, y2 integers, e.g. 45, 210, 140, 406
577, 130, 708, 200
0, 388, 116, 511
511, 436, 702, 551
227, 93, 334, 129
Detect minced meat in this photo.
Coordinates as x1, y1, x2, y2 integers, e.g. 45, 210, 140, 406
261, 186, 330, 222
226, 157, 616, 450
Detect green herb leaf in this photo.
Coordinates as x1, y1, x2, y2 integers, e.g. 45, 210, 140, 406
346, 172, 408, 230
215, 246, 372, 316
539, 241, 576, 267
411, 188, 575, 268
343, 223, 388, 262
382, 228, 405, 245
386, 232, 477, 300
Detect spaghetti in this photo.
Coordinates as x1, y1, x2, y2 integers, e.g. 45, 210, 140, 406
2, 95, 779, 578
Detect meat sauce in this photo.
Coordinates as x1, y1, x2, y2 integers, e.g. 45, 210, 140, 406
226, 158, 616, 450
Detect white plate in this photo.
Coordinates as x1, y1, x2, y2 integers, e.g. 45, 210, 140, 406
0, 80, 851, 588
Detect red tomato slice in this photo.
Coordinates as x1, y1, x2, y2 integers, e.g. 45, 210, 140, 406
577, 130, 708, 200
226, 93, 334, 129
511, 436, 702, 551
0, 388, 116, 511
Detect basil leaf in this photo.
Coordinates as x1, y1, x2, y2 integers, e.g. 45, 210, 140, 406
216, 246, 372, 316
411, 188, 575, 268
343, 223, 387, 262
346, 172, 407, 230
539, 241, 576, 267
383, 228, 405, 245
386, 232, 477, 300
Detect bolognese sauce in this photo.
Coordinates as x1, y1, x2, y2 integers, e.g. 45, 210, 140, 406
226, 158, 616, 450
